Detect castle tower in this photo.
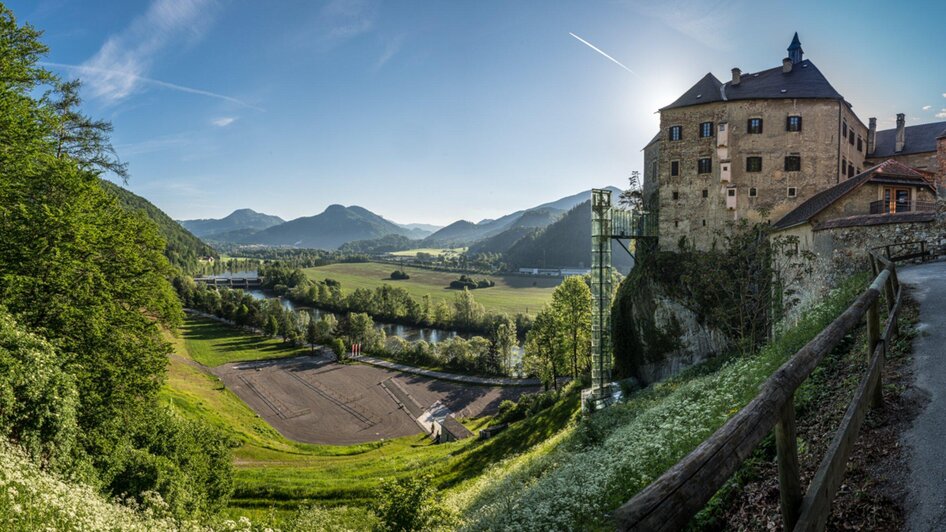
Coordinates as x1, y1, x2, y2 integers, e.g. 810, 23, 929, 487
788, 32, 803, 64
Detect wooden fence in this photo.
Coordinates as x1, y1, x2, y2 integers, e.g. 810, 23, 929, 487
614, 252, 903, 531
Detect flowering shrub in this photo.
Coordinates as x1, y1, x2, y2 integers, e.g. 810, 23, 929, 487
0, 309, 78, 471
448, 275, 866, 530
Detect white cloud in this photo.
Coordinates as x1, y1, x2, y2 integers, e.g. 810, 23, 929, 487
923, 105, 932, 111
937, 109, 946, 119
943, 93, 946, 98
211, 117, 237, 127
376, 34, 405, 69
78, 0, 216, 103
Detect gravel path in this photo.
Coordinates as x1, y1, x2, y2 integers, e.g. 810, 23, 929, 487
899, 259, 946, 531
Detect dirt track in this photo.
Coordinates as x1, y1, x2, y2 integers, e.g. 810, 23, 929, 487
211, 355, 537, 445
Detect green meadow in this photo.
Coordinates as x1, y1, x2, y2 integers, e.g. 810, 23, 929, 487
303, 262, 560, 316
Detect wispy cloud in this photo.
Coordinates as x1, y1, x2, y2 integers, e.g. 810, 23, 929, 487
211, 116, 237, 127
633, 0, 743, 50
937, 109, 946, 119
376, 34, 406, 69
923, 105, 932, 111
286, 0, 377, 53
72, 0, 239, 106
569, 32, 637, 76
42, 62, 263, 110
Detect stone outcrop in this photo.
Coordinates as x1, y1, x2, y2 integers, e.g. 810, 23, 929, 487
612, 263, 731, 385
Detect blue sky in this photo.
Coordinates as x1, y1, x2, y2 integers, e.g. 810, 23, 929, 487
10, 0, 946, 225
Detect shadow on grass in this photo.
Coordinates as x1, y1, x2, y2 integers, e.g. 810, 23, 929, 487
184, 319, 301, 356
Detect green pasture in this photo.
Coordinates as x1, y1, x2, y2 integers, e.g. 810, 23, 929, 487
303, 262, 559, 316
181, 316, 309, 367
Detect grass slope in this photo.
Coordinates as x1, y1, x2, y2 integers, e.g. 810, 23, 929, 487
182, 317, 309, 367
162, 315, 579, 522
448, 274, 869, 530
303, 262, 559, 316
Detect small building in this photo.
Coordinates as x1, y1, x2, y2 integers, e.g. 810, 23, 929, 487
866, 115, 946, 185
434, 416, 473, 443
772, 159, 938, 261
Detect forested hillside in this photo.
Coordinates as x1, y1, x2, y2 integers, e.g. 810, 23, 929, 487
503, 201, 634, 273
0, 5, 233, 527
101, 180, 217, 272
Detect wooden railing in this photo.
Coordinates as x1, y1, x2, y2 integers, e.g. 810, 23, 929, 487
871, 240, 931, 263
614, 252, 902, 531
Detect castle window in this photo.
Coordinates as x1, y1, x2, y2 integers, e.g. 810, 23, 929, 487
727, 189, 736, 197
669, 125, 682, 141
671, 160, 680, 176
702, 220, 706, 227
842, 121, 848, 137
848, 164, 855, 178
746, 156, 762, 172
747, 118, 763, 134
675, 220, 679, 228
651, 160, 657, 178
784, 155, 801, 172
702, 189, 708, 198
849, 130, 855, 145
698, 158, 712, 174
841, 158, 847, 177
787, 187, 797, 198
786, 115, 802, 132
749, 187, 758, 197
857, 136, 863, 151
672, 191, 680, 200
699, 122, 714, 138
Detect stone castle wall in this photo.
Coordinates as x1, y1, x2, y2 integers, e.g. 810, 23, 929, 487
650, 98, 868, 250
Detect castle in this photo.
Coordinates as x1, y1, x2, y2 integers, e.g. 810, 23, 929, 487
643, 33, 946, 252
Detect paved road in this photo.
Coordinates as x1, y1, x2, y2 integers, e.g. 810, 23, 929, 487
899, 260, 946, 531
350, 354, 545, 387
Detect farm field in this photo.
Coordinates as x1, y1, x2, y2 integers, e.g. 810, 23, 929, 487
387, 247, 466, 257
302, 262, 560, 316
161, 315, 574, 520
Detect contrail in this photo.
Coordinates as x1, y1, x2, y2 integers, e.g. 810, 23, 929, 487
40, 61, 265, 111
569, 32, 637, 76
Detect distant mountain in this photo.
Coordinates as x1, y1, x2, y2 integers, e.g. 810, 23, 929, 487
423, 186, 621, 247
397, 223, 442, 238
230, 204, 417, 250
100, 180, 216, 273
503, 200, 634, 274
467, 208, 563, 255
180, 208, 285, 238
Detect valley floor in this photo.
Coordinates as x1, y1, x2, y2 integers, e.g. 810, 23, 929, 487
302, 261, 560, 316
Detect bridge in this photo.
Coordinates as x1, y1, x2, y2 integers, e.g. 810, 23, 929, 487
193, 276, 263, 289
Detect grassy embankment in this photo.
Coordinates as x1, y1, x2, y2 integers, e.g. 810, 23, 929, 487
445, 274, 871, 530
161, 314, 580, 524
302, 262, 558, 316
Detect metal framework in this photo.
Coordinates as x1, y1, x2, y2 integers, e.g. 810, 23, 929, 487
589, 189, 657, 407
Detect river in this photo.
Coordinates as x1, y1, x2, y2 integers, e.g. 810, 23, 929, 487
206, 271, 523, 368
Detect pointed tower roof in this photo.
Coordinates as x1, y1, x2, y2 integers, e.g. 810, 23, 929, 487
787, 32, 803, 63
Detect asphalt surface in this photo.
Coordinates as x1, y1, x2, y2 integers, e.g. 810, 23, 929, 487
899, 260, 946, 531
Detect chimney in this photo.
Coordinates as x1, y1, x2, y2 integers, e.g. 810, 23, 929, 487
895, 113, 906, 153
782, 58, 793, 73
868, 117, 877, 154
731, 67, 741, 86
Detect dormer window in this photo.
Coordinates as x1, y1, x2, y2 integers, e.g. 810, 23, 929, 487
747, 118, 763, 134
786, 116, 802, 132
699, 122, 714, 138
669, 126, 682, 141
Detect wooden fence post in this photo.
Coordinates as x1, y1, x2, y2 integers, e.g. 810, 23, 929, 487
866, 298, 883, 408
883, 269, 898, 339
775, 394, 802, 531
